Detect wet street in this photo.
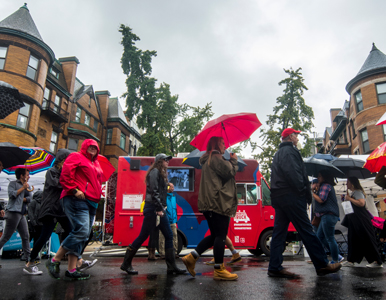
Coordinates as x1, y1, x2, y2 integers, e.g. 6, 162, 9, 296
1, 247, 386, 300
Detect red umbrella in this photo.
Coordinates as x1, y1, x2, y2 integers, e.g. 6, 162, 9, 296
363, 142, 386, 173
98, 155, 115, 182
190, 113, 262, 151
376, 112, 386, 126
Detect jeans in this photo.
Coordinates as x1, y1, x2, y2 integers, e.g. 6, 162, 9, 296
195, 211, 230, 264
132, 203, 173, 250
317, 214, 339, 262
269, 193, 329, 271
61, 196, 96, 257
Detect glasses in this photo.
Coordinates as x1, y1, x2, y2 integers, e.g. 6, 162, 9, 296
164, 159, 170, 163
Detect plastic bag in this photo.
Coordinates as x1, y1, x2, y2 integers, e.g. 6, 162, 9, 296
342, 201, 354, 215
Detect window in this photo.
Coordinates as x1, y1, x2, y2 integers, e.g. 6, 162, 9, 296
84, 113, 90, 126
93, 119, 98, 132
50, 68, 58, 78
236, 183, 259, 205
68, 138, 78, 151
338, 130, 347, 144
43, 87, 51, 109
0, 46, 7, 69
383, 124, 386, 141
120, 133, 126, 149
26, 54, 39, 80
360, 129, 370, 153
355, 91, 363, 112
53, 95, 61, 113
75, 107, 81, 122
261, 179, 271, 206
16, 103, 30, 129
106, 129, 112, 144
50, 131, 58, 152
376, 83, 386, 104
351, 120, 356, 139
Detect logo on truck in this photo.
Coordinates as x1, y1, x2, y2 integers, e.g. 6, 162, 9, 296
234, 210, 250, 223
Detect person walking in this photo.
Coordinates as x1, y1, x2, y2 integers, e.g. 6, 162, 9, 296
268, 128, 341, 278
204, 236, 242, 266
181, 136, 239, 281
120, 153, 186, 275
46, 140, 104, 281
342, 177, 383, 268
312, 170, 340, 264
0, 168, 32, 265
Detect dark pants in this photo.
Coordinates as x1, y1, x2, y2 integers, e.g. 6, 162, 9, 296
195, 211, 230, 264
29, 216, 72, 262
132, 203, 173, 250
269, 193, 329, 271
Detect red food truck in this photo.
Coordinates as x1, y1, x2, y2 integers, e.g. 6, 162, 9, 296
113, 156, 298, 256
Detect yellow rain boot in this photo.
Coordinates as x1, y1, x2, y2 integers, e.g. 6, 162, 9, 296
213, 264, 238, 281
181, 253, 198, 277
227, 253, 242, 265
205, 258, 215, 266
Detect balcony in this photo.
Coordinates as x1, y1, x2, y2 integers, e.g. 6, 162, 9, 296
41, 100, 69, 123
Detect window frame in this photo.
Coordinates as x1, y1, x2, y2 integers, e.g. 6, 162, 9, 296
383, 124, 386, 142
236, 183, 260, 205
120, 132, 126, 150
16, 103, 31, 129
53, 95, 61, 113
93, 119, 98, 132
50, 131, 58, 153
360, 128, 370, 154
68, 138, 79, 151
354, 91, 363, 113
75, 107, 81, 122
376, 82, 386, 105
84, 112, 90, 126
26, 54, 39, 80
106, 129, 113, 145
0, 46, 8, 70
43, 87, 51, 109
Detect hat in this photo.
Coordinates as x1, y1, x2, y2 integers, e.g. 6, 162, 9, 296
155, 153, 172, 163
281, 128, 301, 139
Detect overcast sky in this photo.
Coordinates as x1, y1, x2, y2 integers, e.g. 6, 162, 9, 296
1, 1, 385, 157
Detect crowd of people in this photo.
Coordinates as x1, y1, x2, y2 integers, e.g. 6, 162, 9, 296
0, 130, 385, 281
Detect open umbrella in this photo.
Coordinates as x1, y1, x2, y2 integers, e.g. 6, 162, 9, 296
182, 149, 247, 171
376, 111, 386, 126
98, 154, 115, 181
363, 142, 386, 173
331, 157, 375, 179
303, 157, 345, 178
0, 142, 31, 169
307, 153, 337, 162
3, 147, 55, 175
190, 113, 262, 151
0, 81, 25, 119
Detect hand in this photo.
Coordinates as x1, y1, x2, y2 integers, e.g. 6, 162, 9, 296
156, 211, 164, 217
0, 210, 4, 218
23, 197, 27, 203
75, 190, 85, 200
230, 153, 238, 160
22, 181, 29, 190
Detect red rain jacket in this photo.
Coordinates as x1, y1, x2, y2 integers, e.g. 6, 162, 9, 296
60, 139, 103, 203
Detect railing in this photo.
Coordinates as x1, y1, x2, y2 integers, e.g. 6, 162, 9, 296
41, 100, 69, 122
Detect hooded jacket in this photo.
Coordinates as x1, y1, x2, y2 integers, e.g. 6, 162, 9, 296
38, 148, 71, 221
197, 151, 238, 217
28, 190, 43, 228
145, 168, 167, 212
60, 139, 104, 202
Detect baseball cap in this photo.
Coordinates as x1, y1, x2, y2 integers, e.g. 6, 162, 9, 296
281, 128, 301, 139
155, 153, 172, 163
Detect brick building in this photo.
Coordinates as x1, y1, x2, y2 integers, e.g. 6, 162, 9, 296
0, 4, 141, 171
322, 43, 386, 155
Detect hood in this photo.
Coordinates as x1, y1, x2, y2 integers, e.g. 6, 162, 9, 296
55, 148, 72, 165
199, 150, 221, 166
33, 190, 43, 202
80, 139, 100, 161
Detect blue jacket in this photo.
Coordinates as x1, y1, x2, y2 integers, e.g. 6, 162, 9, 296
166, 193, 177, 224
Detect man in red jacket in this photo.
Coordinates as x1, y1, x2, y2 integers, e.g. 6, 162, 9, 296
46, 139, 104, 281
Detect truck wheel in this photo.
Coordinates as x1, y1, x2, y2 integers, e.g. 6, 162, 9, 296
248, 248, 263, 256
259, 229, 273, 256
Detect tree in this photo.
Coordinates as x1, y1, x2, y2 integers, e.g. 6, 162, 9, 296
120, 25, 213, 156
257, 67, 314, 182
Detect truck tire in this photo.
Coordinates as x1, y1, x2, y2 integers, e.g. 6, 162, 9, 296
259, 229, 273, 256
248, 248, 263, 256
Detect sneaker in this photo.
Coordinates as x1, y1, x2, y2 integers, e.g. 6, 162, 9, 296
23, 264, 43, 275
227, 253, 242, 265
64, 270, 91, 281
77, 259, 98, 272
316, 262, 342, 276
46, 259, 61, 280
338, 255, 344, 263
341, 261, 355, 267
366, 262, 383, 268
268, 268, 300, 279
205, 258, 215, 266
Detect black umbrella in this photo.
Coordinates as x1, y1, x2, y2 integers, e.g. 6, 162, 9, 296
182, 149, 247, 171
331, 157, 376, 179
0, 81, 24, 120
303, 157, 345, 178
307, 153, 337, 162
0, 142, 31, 169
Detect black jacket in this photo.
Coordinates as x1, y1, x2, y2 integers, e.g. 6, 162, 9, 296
145, 168, 167, 212
38, 149, 72, 221
28, 190, 43, 228
270, 142, 311, 202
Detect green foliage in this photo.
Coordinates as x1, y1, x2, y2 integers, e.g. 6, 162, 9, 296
257, 67, 314, 182
120, 25, 213, 156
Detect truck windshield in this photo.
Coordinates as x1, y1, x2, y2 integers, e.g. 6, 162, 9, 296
261, 179, 271, 206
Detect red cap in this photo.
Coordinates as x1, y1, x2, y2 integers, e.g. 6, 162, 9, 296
281, 128, 301, 138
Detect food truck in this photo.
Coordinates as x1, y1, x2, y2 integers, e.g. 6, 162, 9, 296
113, 156, 298, 256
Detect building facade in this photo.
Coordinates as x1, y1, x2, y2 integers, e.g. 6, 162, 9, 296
322, 43, 386, 156
0, 4, 141, 170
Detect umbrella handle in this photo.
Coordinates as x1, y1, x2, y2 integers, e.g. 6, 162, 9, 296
26, 185, 34, 192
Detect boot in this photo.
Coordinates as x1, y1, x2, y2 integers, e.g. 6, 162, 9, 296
165, 248, 186, 275
120, 244, 138, 275
181, 252, 198, 277
147, 248, 157, 261
227, 253, 242, 265
213, 264, 238, 281
205, 258, 215, 266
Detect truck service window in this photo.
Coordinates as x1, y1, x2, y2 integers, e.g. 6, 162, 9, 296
237, 183, 259, 205
261, 179, 271, 206
167, 168, 194, 192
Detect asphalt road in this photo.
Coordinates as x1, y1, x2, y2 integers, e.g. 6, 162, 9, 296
1, 247, 386, 300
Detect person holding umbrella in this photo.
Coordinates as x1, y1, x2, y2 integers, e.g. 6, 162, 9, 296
182, 136, 239, 281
